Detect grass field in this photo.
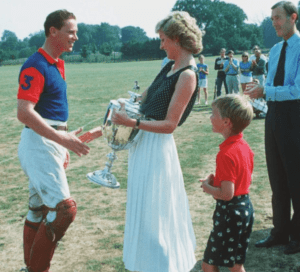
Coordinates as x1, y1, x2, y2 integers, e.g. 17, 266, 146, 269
0, 57, 299, 272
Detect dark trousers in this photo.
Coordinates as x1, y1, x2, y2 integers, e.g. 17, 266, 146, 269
266, 101, 300, 242
216, 77, 228, 96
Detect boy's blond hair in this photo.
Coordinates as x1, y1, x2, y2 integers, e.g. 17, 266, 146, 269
212, 94, 254, 134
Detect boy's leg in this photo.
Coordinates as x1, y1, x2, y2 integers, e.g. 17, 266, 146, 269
228, 264, 246, 272
202, 261, 220, 272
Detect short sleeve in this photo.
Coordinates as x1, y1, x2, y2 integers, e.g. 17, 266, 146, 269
18, 67, 45, 103
215, 153, 236, 185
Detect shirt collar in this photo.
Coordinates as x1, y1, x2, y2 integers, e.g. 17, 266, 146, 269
219, 133, 243, 150
285, 32, 300, 48
38, 48, 64, 66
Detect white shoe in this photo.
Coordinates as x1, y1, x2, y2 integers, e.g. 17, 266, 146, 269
205, 101, 208, 105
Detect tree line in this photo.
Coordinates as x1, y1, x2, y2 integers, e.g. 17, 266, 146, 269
1, 0, 300, 64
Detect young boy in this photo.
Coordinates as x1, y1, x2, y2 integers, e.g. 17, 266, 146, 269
200, 95, 254, 272
196, 54, 209, 105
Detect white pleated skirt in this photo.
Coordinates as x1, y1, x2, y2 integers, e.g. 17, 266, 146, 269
123, 130, 196, 272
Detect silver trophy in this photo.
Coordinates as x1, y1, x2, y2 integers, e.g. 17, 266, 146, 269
86, 91, 144, 189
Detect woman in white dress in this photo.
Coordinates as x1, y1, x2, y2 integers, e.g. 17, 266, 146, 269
112, 11, 203, 272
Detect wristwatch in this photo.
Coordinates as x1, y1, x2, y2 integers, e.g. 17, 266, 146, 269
134, 119, 140, 130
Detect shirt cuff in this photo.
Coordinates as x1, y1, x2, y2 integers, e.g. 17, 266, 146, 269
265, 86, 276, 101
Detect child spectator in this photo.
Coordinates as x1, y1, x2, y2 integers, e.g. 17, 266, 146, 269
196, 54, 209, 105
200, 95, 254, 272
248, 79, 268, 118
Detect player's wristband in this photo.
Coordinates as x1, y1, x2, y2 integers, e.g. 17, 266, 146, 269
134, 119, 140, 130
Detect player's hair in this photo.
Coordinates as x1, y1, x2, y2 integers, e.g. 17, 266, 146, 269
212, 95, 254, 134
155, 11, 203, 54
227, 50, 234, 55
220, 48, 226, 53
44, 10, 76, 37
272, 1, 298, 21
198, 54, 205, 60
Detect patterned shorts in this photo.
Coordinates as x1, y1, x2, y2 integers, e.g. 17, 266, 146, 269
203, 194, 254, 268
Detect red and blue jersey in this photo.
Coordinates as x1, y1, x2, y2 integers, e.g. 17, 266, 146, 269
17, 48, 68, 122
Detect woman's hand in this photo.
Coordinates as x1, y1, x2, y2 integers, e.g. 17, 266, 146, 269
111, 102, 130, 126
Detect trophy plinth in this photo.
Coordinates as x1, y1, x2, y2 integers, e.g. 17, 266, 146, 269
87, 151, 120, 189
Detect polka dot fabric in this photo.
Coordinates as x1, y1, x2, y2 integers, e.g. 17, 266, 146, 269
203, 194, 254, 268
140, 61, 198, 126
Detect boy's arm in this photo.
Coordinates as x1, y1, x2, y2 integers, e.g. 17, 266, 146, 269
201, 179, 235, 201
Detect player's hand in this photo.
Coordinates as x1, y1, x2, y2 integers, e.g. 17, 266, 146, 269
60, 128, 90, 157
78, 127, 103, 143
63, 150, 70, 169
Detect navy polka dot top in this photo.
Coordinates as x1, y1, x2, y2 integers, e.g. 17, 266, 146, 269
140, 61, 198, 126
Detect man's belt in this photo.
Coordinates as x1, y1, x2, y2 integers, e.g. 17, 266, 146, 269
25, 125, 68, 131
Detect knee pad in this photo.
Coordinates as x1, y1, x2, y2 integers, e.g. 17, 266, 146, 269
44, 198, 77, 242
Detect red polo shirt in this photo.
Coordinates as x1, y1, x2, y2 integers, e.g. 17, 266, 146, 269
213, 133, 254, 196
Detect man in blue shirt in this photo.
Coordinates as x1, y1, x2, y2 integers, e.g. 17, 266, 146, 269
245, 1, 300, 255
224, 50, 239, 94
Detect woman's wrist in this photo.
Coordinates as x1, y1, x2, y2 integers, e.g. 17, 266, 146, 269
134, 118, 140, 130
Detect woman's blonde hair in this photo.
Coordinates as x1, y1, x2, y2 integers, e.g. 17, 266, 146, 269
155, 11, 203, 54
212, 94, 254, 134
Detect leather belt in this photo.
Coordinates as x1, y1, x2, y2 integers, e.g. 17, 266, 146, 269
25, 125, 68, 131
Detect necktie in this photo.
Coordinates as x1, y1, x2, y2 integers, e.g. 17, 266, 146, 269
274, 41, 287, 87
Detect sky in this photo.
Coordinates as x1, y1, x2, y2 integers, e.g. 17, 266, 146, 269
0, 0, 299, 41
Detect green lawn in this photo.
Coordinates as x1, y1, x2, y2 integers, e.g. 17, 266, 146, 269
0, 58, 298, 272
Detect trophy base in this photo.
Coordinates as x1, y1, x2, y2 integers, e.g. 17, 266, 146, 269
87, 170, 120, 189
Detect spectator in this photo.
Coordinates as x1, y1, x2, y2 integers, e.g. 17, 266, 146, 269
224, 50, 240, 94
196, 54, 209, 105
239, 52, 253, 93
249, 45, 268, 62
251, 49, 267, 85
214, 48, 229, 96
